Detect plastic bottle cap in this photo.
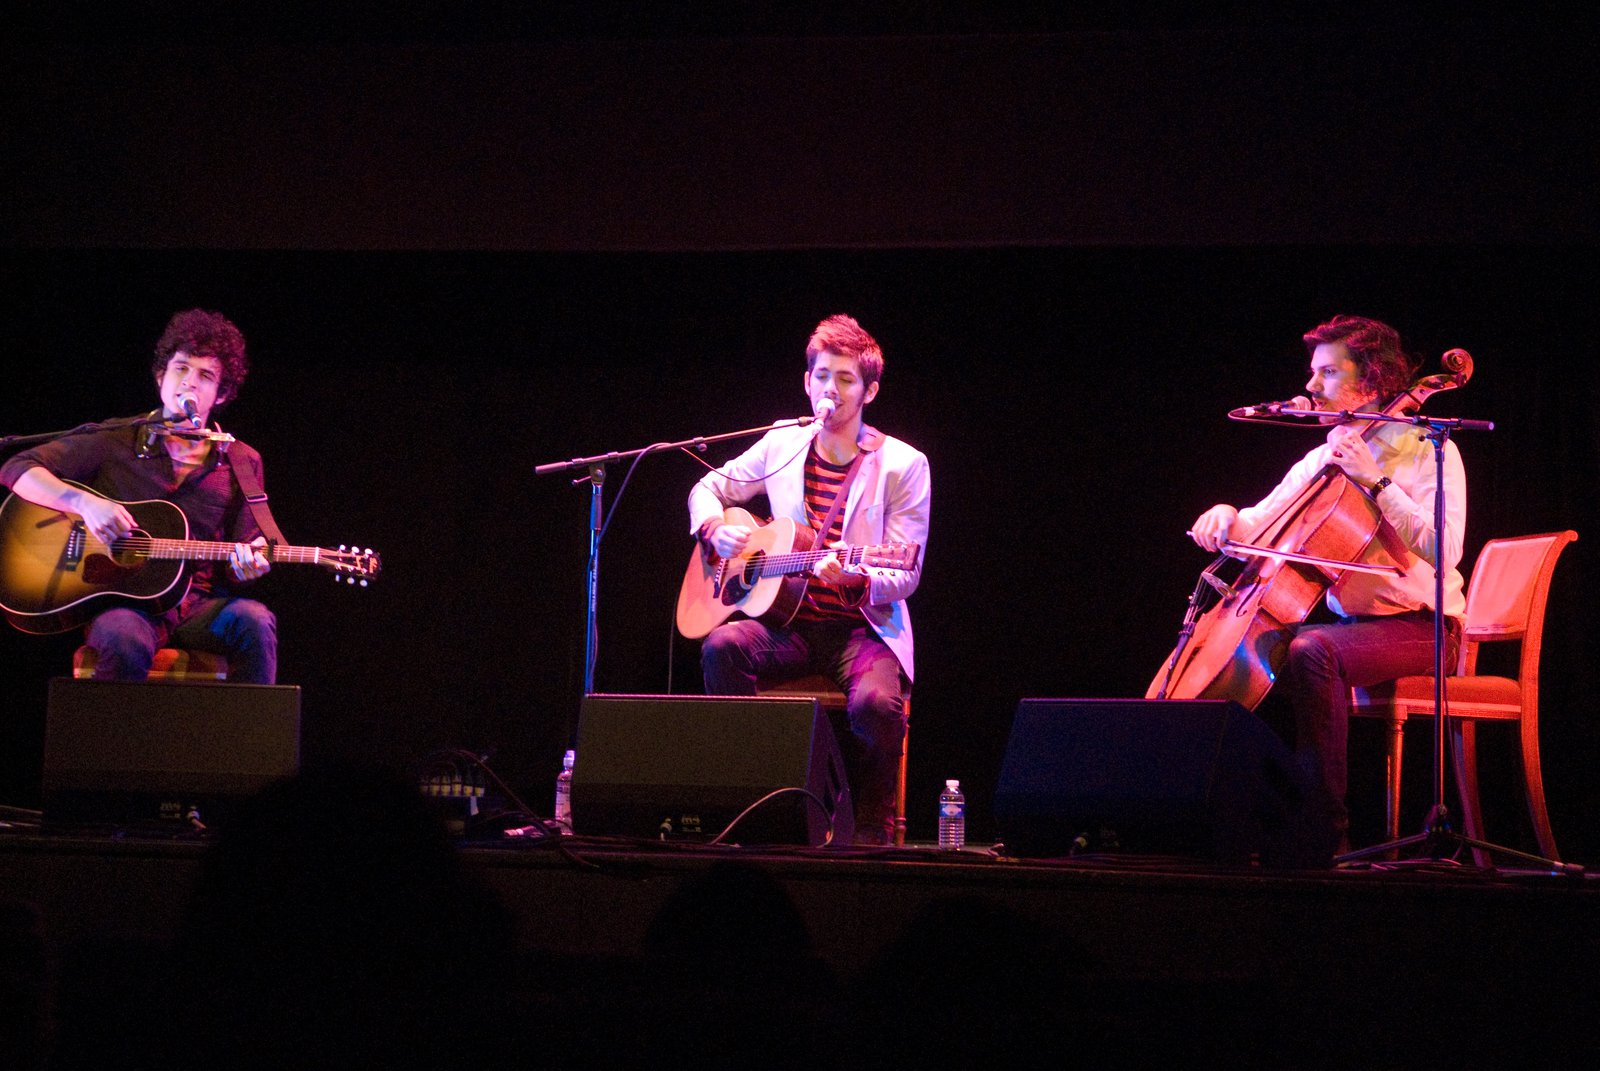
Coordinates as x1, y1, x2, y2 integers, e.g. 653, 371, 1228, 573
945, 779, 959, 790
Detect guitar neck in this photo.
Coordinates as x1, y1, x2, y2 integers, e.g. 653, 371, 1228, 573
137, 538, 325, 565
758, 545, 878, 576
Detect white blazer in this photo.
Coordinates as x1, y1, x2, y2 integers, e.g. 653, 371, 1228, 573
688, 421, 931, 682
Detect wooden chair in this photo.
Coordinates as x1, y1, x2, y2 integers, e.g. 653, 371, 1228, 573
1350, 530, 1578, 864
755, 671, 910, 847
72, 646, 229, 681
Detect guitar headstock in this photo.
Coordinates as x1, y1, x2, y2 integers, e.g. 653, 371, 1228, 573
329, 545, 382, 586
862, 543, 921, 571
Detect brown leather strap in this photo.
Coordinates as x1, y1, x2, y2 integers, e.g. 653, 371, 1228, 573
224, 456, 288, 546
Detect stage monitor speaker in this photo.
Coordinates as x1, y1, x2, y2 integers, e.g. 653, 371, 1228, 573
44, 678, 301, 830
994, 698, 1333, 867
572, 693, 853, 847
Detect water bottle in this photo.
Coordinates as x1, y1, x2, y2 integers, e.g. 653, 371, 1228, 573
554, 749, 575, 834
938, 778, 965, 850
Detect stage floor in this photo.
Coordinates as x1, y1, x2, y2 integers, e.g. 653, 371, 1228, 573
3, 826, 1596, 1067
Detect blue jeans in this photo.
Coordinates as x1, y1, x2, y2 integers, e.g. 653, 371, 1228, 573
701, 618, 908, 843
86, 597, 278, 684
1285, 610, 1459, 835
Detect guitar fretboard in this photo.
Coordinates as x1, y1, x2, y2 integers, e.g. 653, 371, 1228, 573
753, 545, 896, 576
109, 536, 327, 565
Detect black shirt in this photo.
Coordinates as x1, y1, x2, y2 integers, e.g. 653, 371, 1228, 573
0, 419, 267, 603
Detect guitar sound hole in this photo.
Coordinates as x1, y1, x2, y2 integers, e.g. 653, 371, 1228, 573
108, 529, 150, 567
739, 552, 766, 586
718, 552, 764, 606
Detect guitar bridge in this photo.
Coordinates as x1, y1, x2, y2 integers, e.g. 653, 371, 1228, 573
63, 521, 86, 568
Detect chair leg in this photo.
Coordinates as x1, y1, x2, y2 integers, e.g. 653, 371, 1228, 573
1517, 712, 1560, 862
1384, 715, 1405, 842
893, 726, 908, 848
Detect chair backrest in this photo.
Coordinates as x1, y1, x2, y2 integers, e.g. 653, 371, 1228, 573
1460, 531, 1578, 677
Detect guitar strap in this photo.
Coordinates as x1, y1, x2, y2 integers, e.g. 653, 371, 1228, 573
223, 456, 289, 547
812, 443, 869, 543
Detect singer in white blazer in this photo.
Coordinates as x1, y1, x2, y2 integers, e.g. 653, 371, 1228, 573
687, 315, 931, 845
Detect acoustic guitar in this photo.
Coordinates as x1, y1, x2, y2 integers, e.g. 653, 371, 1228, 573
0, 482, 381, 635
675, 506, 920, 638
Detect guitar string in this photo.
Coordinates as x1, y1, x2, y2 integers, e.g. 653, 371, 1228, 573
735, 544, 916, 574
93, 536, 366, 565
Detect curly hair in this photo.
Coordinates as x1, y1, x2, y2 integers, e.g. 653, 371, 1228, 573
151, 309, 250, 405
1302, 315, 1417, 402
805, 314, 884, 389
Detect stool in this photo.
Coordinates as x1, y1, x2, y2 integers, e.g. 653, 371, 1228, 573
72, 646, 229, 681
754, 672, 909, 846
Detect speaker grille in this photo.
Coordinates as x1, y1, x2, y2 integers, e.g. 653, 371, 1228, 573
995, 698, 1331, 865
44, 677, 301, 828
572, 694, 852, 846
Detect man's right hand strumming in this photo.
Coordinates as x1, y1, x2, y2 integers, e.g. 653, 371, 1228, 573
701, 519, 753, 558
13, 467, 134, 545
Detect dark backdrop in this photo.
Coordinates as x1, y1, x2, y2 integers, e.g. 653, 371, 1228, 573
3, 11, 1595, 860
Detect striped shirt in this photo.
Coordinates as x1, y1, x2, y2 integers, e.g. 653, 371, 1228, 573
793, 444, 861, 623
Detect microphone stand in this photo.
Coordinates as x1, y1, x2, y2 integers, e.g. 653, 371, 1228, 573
1, 413, 162, 452
1325, 411, 1577, 873
3, 413, 228, 466
535, 417, 816, 696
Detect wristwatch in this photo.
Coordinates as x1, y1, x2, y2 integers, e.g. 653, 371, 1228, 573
1369, 476, 1393, 497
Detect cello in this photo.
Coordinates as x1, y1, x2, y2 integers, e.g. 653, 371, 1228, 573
1147, 349, 1474, 709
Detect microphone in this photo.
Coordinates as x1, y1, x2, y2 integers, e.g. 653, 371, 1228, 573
1240, 395, 1314, 417
813, 397, 837, 424
177, 392, 202, 428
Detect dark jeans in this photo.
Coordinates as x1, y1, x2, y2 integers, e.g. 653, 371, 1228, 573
1285, 609, 1459, 835
701, 617, 908, 843
86, 597, 279, 684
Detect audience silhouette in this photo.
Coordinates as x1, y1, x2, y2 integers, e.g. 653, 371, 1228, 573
163, 763, 518, 1069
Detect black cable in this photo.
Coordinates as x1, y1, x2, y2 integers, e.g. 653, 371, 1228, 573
706, 786, 835, 847
676, 433, 813, 486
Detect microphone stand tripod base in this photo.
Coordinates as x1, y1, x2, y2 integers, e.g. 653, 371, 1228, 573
1335, 804, 1586, 877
